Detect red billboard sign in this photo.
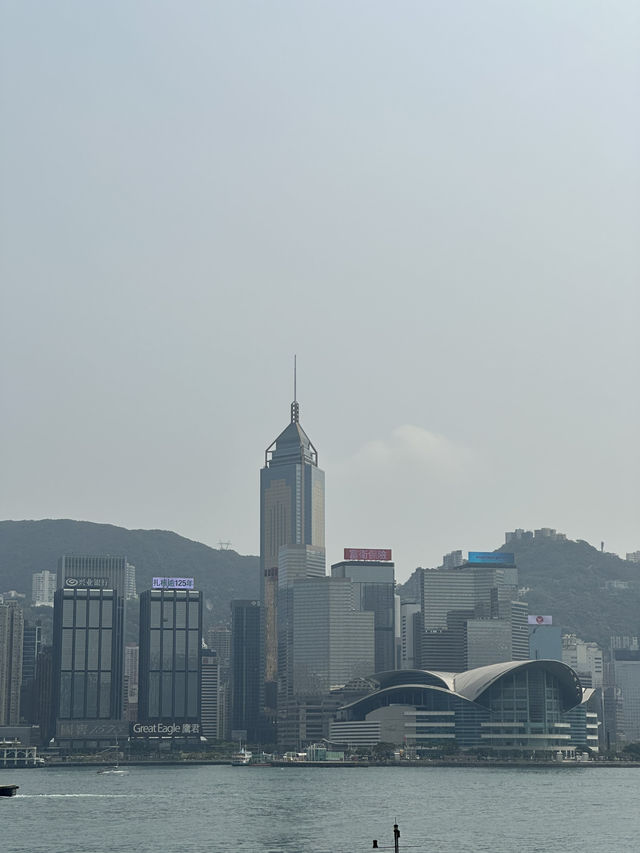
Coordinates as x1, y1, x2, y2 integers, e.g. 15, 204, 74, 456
343, 548, 392, 562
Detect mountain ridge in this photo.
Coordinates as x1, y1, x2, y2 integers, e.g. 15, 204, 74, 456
0, 519, 259, 629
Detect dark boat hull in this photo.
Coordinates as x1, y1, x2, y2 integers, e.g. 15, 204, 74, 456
0, 785, 19, 797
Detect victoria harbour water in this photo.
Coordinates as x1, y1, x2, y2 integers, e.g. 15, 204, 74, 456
3, 764, 639, 853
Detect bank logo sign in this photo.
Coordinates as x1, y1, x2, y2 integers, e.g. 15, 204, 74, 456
528, 615, 553, 625
64, 576, 110, 588
131, 722, 201, 736
151, 577, 195, 590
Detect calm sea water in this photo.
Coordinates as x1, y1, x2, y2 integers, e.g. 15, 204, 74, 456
2, 764, 639, 853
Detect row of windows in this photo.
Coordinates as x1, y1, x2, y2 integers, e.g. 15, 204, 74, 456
61, 628, 112, 671
148, 629, 199, 671
146, 671, 199, 718
62, 597, 114, 629
148, 599, 200, 630
58, 671, 113, 719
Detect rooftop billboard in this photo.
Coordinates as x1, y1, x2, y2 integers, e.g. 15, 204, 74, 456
344, 548, 392, 562
151, 577, 195, 590
467, 552, 515, 566
528, 615, 553, 625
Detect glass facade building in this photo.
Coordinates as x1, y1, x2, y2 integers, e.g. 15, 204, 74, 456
231, 600, 261, 741
331, 561, 396, 673
138, 589, 202, 725
52, 587, 125, 747
260, 399, 325, 720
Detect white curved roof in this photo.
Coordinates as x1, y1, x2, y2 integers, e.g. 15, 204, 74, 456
453, 659, 582, 706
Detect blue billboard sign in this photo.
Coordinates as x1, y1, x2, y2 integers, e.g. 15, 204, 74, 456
467, 552, 515, 566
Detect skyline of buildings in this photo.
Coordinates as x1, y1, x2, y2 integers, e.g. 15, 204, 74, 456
0, 393, 638, 757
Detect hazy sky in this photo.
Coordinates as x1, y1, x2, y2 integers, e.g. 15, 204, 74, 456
2, 1, 638, 581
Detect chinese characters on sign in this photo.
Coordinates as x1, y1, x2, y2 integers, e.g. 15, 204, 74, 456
151, 577, 195, 590
64, 576, 110, 588
343, 548, 392, 562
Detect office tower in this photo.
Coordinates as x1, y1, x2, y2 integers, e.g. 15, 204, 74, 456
52, 587, 125, 750
57, 555, 126, 594
138, 589, 202, 732
20, 623, 42, 724
400, 600, 421, 669
123, 644, 139, 721
394, 593, 401, 669
21, 623, 42, 685
291, 577, 374, 697
207, 626, 232, 668
200, 649, 221, 741
331, 557, 395, 672
277, 545, 327, 714
529, 625, 563, 661
418, 552, 527, 672
260, 391, 325, 719
277, 576, 374, 749
32, 571, 56, 607
0, 602, 24, 725
612, 647, 640, 743
231, 600, 261, 742
34, 645, 54, 742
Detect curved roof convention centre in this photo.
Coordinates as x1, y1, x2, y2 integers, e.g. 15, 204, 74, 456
338, 660, 584, 720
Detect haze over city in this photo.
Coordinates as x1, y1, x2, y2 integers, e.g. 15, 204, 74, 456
2, 1, 638, 580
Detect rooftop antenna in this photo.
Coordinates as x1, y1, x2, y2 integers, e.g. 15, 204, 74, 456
291, 354, 299, 423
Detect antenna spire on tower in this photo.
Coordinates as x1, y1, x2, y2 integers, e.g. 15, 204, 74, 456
291, 354, 299, 423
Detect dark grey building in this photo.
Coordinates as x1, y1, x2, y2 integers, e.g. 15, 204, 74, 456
330, 560, 396, 672
52, 587, 126, 750
20, 623, 42, 724
138, 589, 202, 731
231, 600, 261, 743
0, 602, 24, 726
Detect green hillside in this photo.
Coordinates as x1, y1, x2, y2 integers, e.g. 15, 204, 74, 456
400, 535, 640, 648
0, 519, 259, 637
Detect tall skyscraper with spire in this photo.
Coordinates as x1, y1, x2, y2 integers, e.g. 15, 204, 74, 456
259, 367, 325, 724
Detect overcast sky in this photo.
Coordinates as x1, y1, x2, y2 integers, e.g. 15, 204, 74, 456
1, 1, 638, 581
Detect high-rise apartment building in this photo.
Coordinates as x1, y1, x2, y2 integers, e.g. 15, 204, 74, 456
562, 635, 604, 688
201, 649, 222, 741
260, 394, 325, 719
230, 600, 261, 742
32, 571, 57, 607
330, 558, 395, 673
0, 602, 24, 725
138, 589, 202, 732
52, 586, 126, 750
123, 644, 139, 721
207, 626, 232, 668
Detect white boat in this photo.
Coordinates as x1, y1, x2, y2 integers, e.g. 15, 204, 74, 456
231, 748, 252, 766
97, 765, 129, 775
